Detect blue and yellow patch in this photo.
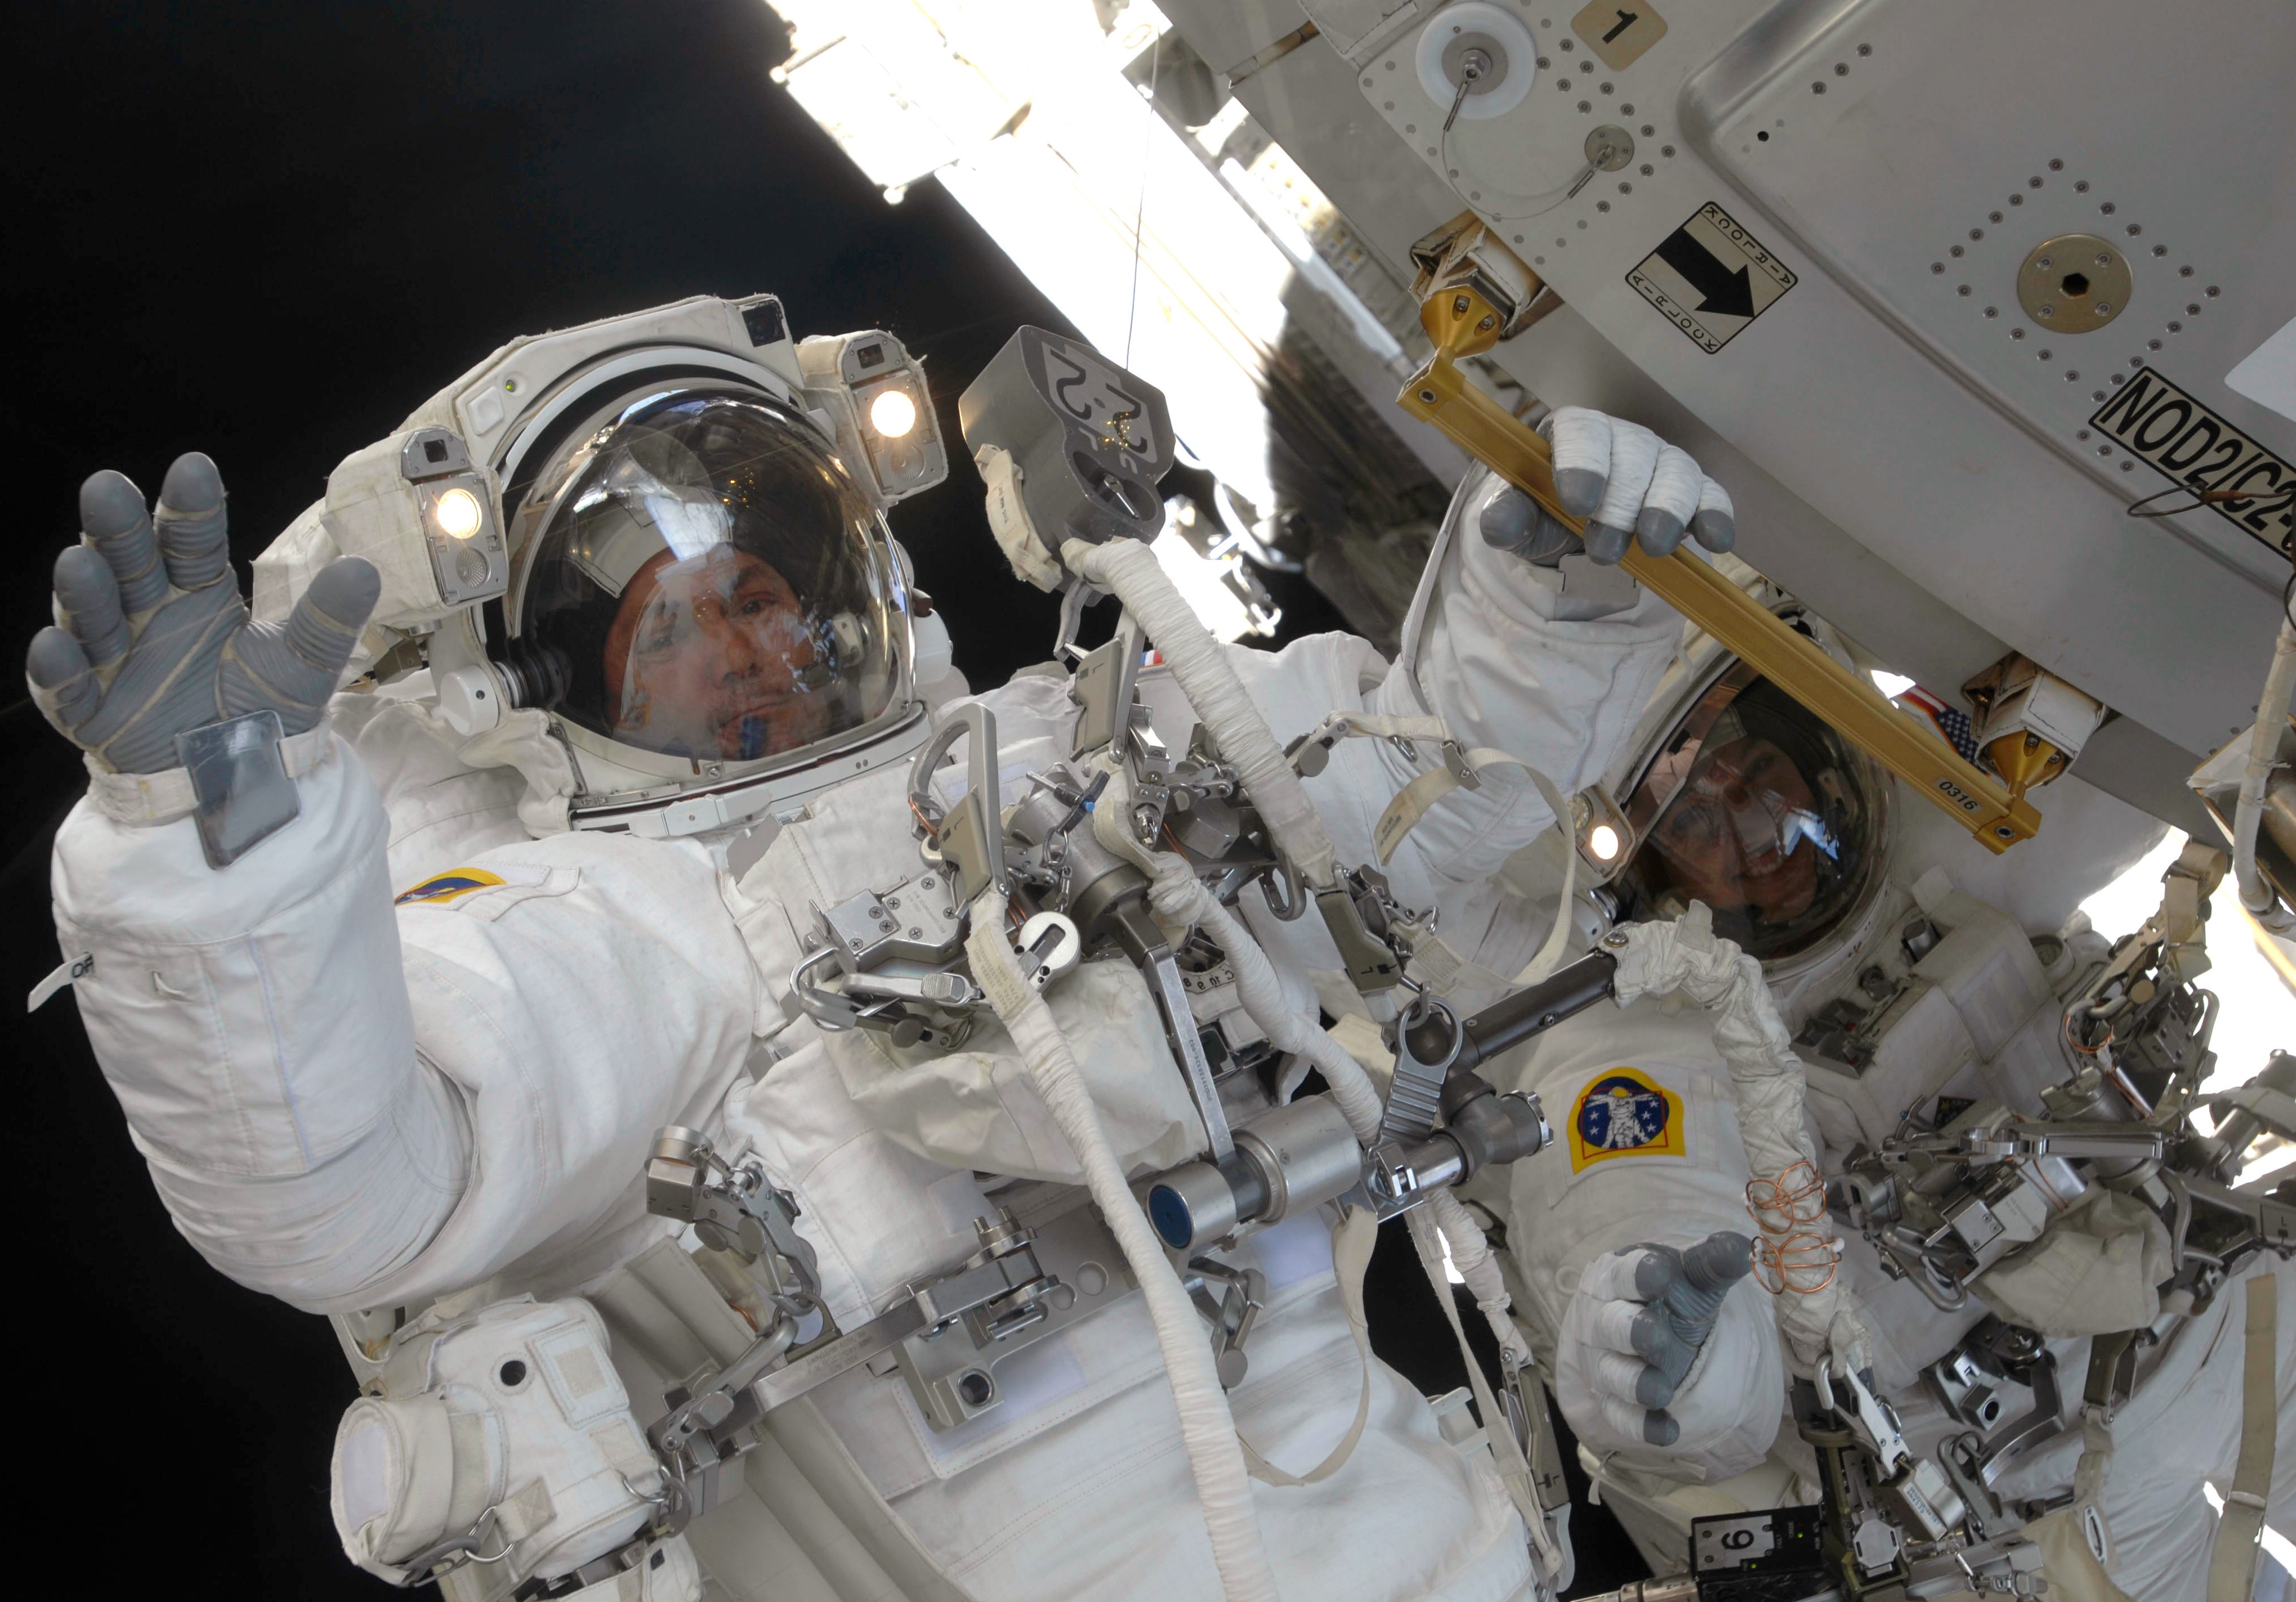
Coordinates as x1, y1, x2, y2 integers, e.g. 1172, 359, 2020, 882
394, 868, 506, 907
1568, 1067, 1685, 1173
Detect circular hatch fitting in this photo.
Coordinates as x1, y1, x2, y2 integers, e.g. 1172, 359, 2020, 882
2016, 235, 2132, 333
1585, 125, 1636, 171
1417, 2, 1536, 121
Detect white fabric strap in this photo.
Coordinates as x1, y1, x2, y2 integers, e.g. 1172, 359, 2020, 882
26, 951, 94, 1013
975, 445, 1064, 593
2206, 1273, 2281, 1602
1374, 741, 1578, 989
1406, 1207, 1565, 1577
82, 720, 334, 826
1373, 764, 1469, 864
1240, 1208, 1378, 1487
1388, 475, 1466, 694
1423, 1185, 1565, 1581
1297, 710, 1452, 751
1401, 937, 1518, 998
1292, 707, 1578, 991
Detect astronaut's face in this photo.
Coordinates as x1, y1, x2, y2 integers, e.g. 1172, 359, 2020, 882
602, 544, 830, 762
1646, 735, 1822, 923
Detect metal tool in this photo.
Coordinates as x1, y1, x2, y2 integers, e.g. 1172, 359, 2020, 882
1145, 1094, 1364, 1254
639, 1144, 1139, 1534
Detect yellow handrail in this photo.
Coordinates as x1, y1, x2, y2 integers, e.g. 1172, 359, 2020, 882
1395, 235, 2039, 853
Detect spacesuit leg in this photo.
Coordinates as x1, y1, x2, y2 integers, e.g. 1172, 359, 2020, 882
2082, 1256, 2296, 1602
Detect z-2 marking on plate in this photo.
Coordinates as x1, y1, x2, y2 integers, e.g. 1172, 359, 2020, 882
1628, 203, 1797, 354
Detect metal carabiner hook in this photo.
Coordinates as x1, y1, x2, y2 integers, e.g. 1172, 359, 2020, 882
1258, 853, 1307, 921
397, 1503, 511, 1587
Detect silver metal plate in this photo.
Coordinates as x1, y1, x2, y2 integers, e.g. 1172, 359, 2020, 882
175, 710, 300, 869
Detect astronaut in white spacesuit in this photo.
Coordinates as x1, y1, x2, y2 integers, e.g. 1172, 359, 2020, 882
1460, 466, 2296, 1601
26, 295, 1754, 1602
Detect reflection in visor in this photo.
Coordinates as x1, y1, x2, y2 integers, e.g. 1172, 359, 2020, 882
1618, 668, 1887, 964
605, 544, 834, 762
511, 389, 900, 770
575, 453, 732, 565
1643, 735, 1840, 925
1653, 742, 1842, 874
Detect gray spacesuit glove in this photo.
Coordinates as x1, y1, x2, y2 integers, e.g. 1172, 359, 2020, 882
25, 454, 379, 775
1479, 405, 1737, 566
1575, 1230, 1754, 1447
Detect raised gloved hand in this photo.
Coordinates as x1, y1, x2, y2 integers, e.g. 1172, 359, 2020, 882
1479, 406, 1736, 566
26, 454, 379, 775
1561, 1230, 1754, 1447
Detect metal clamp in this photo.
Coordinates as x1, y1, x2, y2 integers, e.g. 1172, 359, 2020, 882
645, 1127, 820, 1319
1959, 1124, 2166, 1163
1381, 994, 1461, 1145
1815, 1355, 1909, 1478
629, 1203, 1132, 1531
790, 871, 981, 1049
909, 704, 1004, 897
1816, 1357, 1969, 1546
1014, 911, 1083, 991
892, 1202, 1131, 1430
1186, 1256, 1267, 1390
1256, 852, 1308, 921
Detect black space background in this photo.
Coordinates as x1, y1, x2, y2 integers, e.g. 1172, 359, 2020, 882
5, 2, 1641, 1592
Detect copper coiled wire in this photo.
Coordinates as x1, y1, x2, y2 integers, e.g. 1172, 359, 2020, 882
1744, 1160, 1839, 1294
1752, 1230, 1841, 1295
1745, 1160, 1827, 1230
2062, 1009, 2114, 1057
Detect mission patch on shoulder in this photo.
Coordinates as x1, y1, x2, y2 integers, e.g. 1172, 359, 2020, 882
395, 867, 508, 906
1569, 1067, 1686, 1173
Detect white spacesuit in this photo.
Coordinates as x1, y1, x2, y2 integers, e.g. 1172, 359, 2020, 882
26, 296, 1748, 1602
1458, 466, 2296, 1602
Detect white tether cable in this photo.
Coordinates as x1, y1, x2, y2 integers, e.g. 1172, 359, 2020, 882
1064, 537, 1340, 890
1056, 533, 1564, 1574
1605, 907, 1871, 1376
963, 887, 1277, 1602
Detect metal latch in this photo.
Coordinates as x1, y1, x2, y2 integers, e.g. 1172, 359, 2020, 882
1186, 1256, 1267, 1389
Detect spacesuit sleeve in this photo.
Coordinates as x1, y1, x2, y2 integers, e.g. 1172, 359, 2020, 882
50, 735, 758, 1314
1366, 471, 1683, 894
1506, 1019, 1786, 1480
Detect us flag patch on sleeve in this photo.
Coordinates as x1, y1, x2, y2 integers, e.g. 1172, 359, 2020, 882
394, 868, 507, 906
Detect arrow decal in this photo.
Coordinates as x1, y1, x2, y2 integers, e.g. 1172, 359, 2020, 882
1628, 202, 1797, 353
1653, 226, 1757, 319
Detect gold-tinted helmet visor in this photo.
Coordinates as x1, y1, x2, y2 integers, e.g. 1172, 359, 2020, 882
1615, 664, 1889, 963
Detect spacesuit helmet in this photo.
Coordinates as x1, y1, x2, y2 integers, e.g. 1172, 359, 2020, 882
252, 295, 953, 840
507, 386, 901, 771
1612, 660, 1891, 965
